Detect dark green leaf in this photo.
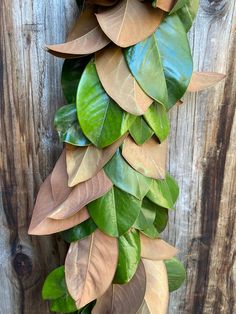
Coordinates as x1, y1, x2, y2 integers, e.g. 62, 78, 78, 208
78, 300, 96, 314
61, 57, 90, 103
104, 150, 152, 200
154, 206, 168, 233
54, 104, 90, 146
60, 218, 97, 243
88, 187, 141, 237
50, 294, 77, 313
77, 61, 135, 148
129, 116, 154, 145
174, 0, 199, 31
125, 14, 193, 110
140, 225, 159, 239
144, 102, 170, 142
164, 258, 186, 292
134, 198, 157, 230
114, 229, 141, 284
146, 174, 179, 209
42, 266, 66, 300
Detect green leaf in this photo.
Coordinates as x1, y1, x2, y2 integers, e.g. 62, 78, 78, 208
174, 0, 199, 32
114, 229, 141, 284
170, 0, 189, 14
140, 224, 159, 239
42, 266, 66, 300
104, 150, 152, 200
154, 206, 169, 233
125, 14, 193, 110
134, 198, 157, 230
54, 104, 90, 146
88, 187, 141, 237
129, 116, 154, 145
77, 61, 135, 148
61, 57, 90, 103
78, 300, 96, 314
50, 294, 77, 313
144, 102, 170, 142
146, 174, 179, 209
60, 218, 97, 243
164, 258, 186, 292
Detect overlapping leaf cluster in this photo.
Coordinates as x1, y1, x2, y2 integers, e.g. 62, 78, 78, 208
29, 0, 225, 312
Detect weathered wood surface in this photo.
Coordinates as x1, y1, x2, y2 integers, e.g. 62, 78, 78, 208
0, 1, 235, 314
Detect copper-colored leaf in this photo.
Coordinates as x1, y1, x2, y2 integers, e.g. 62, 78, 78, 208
28, 175, 90, 235
139, 260, 169, 314
87, 0, 118, 6
66, 135, 126, 186
49, 169, 113, 219
141, 234, 178, 260
95, 45, 153, 115
46, 9, 110, 57
188, 72, 226, 92
152, 0, 175, 12
96, 0, 164, 47
65, 229, 118, 309
92, 261, 146, 314
122, 136, 167, 179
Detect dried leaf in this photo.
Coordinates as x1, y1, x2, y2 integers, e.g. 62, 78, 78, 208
66, 135, 126, 186
95, 46, 152, 115
139, 260, 169, 314
92, 261, 146, 314
87, 0, 118, 6
152, 0, 175, 12
188, 72, 226, 92
65, 229, 118, 309
122, 136, 167, 179
49, 169, 113, 220
28, 175, 90, 235
141, 234, 178, 260
96, 0, 164, 47
46, 9, 110, 57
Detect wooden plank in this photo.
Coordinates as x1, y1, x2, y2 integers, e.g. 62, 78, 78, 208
167, 0, 236, 313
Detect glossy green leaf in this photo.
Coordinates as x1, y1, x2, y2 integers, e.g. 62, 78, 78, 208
77, 61, 135, 148
54, 104, 90, 146
134, 198, 157, 230
164, 258, 186, 292
42, 266, 66, 300
61, 57, 90, 103
170, 0, 188, 13
144, 102, 170, 142
78, 300, 96, 313
104, 150, 152, 200
125, 14, 193, 110
140, 225, 159, 239
60, 218, 97, 243
146, 174, 179, 209
154, 206, 169, 233
129, 116, 154, 145
174, 0, 199, 31
50, 294, 77, 313
114, 229, 141, 284
88, 187, 141, 237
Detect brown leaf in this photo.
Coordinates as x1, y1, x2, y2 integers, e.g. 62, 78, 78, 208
152, 0, 175, 12
87, 0, 118, 6
66, 135, 126, 186
28, 175, 90, 235
65, 229, 118, 309
96, 0, 164, 47
95, 45, 152, 115
122, 136, 167, 179
92, 261, 146, 314
141, 234, 178, 260
49, 169, 113, 219
138, 259, 169, 314
188, 72, 226, 92
46, 9, 110, 57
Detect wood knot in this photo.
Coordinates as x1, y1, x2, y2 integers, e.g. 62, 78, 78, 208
201, 0, 229, 18
13, 253, 33, 278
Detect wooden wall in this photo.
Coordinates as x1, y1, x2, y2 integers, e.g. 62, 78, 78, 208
0, 0, 235, 313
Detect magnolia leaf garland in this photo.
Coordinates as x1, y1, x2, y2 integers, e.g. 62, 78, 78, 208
29, 0, 226, 313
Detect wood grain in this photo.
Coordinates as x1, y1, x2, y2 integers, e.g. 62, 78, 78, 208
0, 0, 235, 313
